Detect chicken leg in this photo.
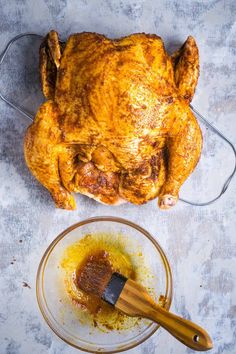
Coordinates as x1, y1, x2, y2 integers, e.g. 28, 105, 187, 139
24, 101, 76, 209
159, 109, 202, 209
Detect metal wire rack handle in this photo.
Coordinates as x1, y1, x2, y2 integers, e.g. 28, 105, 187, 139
0, 33, 235, 207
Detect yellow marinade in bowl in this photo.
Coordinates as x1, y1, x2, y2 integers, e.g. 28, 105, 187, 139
60, 232, 157, 331
37, 217, 172, 353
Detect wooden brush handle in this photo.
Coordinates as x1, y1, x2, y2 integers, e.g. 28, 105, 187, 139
116, 280, 213, 351
147, 305, 212, 351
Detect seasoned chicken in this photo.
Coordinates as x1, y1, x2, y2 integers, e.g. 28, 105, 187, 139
24, 30, 202, 210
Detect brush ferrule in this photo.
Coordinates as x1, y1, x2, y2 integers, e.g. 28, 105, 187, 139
102, 272, 127, 306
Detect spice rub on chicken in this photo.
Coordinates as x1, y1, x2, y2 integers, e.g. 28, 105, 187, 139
24, 30, 202, 210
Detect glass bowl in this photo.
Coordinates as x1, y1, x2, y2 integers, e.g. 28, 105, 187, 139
36, 216, 172, 353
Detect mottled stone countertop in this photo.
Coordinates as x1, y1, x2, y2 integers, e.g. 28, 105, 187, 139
0, 1, 235, 353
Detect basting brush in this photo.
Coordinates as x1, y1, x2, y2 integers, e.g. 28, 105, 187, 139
77, 252, 213, 351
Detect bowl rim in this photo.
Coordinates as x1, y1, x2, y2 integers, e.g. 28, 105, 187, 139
36, 216, 173, 353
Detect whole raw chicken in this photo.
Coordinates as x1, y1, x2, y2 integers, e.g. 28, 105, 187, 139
24, 30, 202, 210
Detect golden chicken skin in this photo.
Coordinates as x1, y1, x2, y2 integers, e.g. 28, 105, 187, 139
24, 30, 202, 210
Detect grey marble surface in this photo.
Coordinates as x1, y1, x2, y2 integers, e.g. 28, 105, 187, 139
0, 1, 236, 353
